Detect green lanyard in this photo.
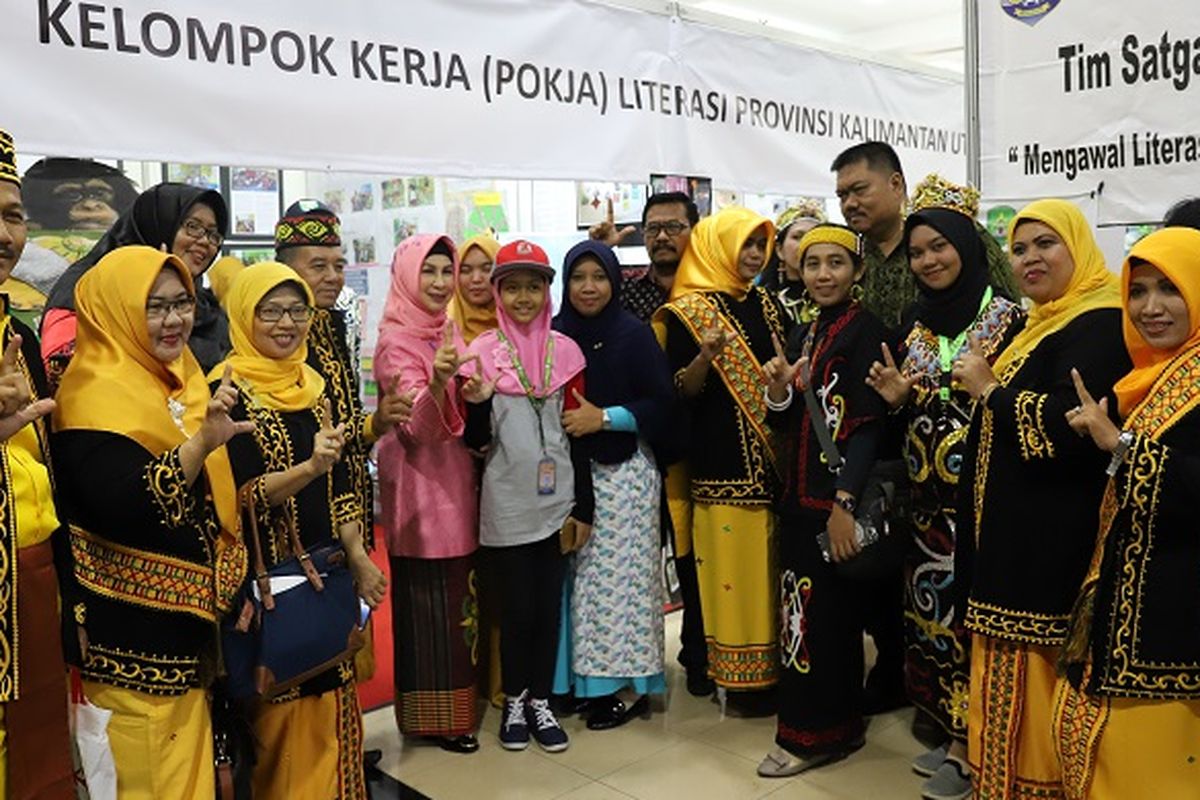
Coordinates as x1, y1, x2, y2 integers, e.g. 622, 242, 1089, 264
937, 287, 993, 402
496, 330, 556, 451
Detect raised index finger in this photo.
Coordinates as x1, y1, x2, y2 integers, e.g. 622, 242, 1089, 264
1070, 368, 1096, 406
880, 342, 897, 370
220, 363, 234, 391
605, 196, 615, 225
771, 332, 786, 361
319, 397, 333, 430
0, 335, 21, 375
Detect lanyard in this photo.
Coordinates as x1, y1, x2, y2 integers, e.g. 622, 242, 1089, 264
496, 330, 556, 452
936, 287, 993, 401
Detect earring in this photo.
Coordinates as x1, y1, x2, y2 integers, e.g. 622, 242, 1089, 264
850, 282, 865, 303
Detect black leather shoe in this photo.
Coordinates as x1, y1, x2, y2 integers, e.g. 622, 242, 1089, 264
586, 694, 650, 731
686, 669, 716, 697
436, 734, 480, 754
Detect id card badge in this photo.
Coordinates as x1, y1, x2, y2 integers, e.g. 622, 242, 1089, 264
537, 457, 557, 495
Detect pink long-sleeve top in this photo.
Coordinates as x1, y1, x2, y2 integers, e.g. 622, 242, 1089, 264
374, 343, 479, 559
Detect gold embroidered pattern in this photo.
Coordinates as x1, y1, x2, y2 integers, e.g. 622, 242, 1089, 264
333, 493, 362, 526
82, 642, 198, 695
1053, 679, 1109, 800
0, 444, 16, 702
973, 408, 994, 540
1014, 390, 1055, 461
974, 638, 1026, 800
146, 448, 192, 528
214, 536, 248, 615
667, 291, 778, 469
965, 599, 1069, 646
335, 680, 368, 799
71, 526, 217, 622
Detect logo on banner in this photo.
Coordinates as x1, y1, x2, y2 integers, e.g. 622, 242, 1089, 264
1000, 0, 1061, 26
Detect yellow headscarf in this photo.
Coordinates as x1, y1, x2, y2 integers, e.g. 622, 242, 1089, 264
206, 255, 245, 305
670, 207, 775, 301
211, 262, 326, 412
992, 199, 1121, 379
1113, 227, 1200, 417
447, 234, 501, 344
53, 245, 239, 536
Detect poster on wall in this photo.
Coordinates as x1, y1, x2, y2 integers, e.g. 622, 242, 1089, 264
651, 175, 712, 217
229, 168, 281, 236
978, 0, 1198, 224
166, 164, 220, 191
576, 182, 647, 228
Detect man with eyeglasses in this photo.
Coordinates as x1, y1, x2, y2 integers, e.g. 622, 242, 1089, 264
0, 128, 75, 797
591, 191, 699, 324
591, 190, 713, 698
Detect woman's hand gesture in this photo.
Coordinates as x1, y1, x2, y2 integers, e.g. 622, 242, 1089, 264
562, 389, 604, 436
951, 336, 998, 401
198, 365, 255, 452
308, 398, 346, 475
431, 323, 466, 392
866, 342, 915, 409
699, 326, 738, 363
762, 333, 807, 403
1066, 367, 1121, 451
461, 355, 496, 404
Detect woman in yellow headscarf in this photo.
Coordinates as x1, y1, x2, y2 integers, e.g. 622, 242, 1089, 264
948, 199, 1130, 799
211, 262, 387, 800
1053, 226, 1200, 799
448, 233, 501, 344
52, 245, 249, 799
652, 207, 785, 698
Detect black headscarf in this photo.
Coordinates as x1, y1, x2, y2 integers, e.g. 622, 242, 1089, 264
904, 208, 991, 338
46, 183, 228, 311
553, 240, 675, 465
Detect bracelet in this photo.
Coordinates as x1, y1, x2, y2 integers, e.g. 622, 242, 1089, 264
978, 382, 1001, 406
1106, 431, 1134, 477
764, 384, 794, 411
833, 494, 857, 514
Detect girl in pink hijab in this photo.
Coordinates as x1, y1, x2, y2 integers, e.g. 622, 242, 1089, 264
374, 234, 480, 753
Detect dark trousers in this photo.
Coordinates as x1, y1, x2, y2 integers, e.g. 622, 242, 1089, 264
490, 533, 566, 700
863, 569, 906, 690
674, 549, 708, 672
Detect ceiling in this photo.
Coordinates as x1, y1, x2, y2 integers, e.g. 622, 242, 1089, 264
637, 0, 966, 74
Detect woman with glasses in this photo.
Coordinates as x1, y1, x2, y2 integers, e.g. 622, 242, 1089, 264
212, 261, 387, 799
53, 245, 250, 798
43, 183, 231, 389
652, 207, 786, 700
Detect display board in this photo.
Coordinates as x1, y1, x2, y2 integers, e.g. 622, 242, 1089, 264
5, 0, 965, 193
979, 0, 1198, 224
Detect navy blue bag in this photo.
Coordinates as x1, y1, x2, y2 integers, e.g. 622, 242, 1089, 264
221, 486, 366, 700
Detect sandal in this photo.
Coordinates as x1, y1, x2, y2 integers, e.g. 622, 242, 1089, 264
756, 747, 836, 778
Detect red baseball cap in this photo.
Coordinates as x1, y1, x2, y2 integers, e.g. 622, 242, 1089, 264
491, 239, 555, 283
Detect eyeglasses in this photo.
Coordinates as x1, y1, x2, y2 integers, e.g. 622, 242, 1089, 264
146, 296, 197, 318
644, 221, 689, 237
179, 218, 223, 247
53, 187, 115, 204
256, 304, 314, 323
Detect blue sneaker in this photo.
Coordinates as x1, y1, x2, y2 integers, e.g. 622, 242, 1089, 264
526, 697, 569, 753
499, 691, 529, 751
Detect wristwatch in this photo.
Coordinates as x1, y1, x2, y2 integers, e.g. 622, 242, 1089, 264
833, 494, 857, 514
601, 409, 612, 431
1106, 431, 1134, 476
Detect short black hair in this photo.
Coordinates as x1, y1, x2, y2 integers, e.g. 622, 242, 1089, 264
643, 191, 700, 227
1164, 197, 1200, 230
830, 141, 905, 179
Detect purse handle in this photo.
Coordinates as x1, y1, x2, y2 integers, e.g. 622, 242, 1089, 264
240, 482, 325, 613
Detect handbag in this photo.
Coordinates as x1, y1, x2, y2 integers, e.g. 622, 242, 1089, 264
221, 485, 367, 700
803, 382, 910, 581
211, 681, 255, 800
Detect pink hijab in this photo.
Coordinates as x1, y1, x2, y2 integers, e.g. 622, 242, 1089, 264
375, 234, 467, 392
466, 268, 585, 398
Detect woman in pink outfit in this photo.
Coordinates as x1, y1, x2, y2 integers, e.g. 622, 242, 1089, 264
374, 234, 481, 753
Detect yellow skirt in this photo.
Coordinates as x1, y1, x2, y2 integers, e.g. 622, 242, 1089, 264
692, 503, 777, 689
968, 635, 1064, 799
253, 681, 367, 800
1053, 677, 1200, 799
82, 681, 213, 800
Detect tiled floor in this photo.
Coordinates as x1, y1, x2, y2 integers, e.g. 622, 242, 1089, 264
365, 613, 927, 800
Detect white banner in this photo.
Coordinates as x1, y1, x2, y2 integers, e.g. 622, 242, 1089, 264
3, 0, 964, 193
979, 0, 1200, 225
